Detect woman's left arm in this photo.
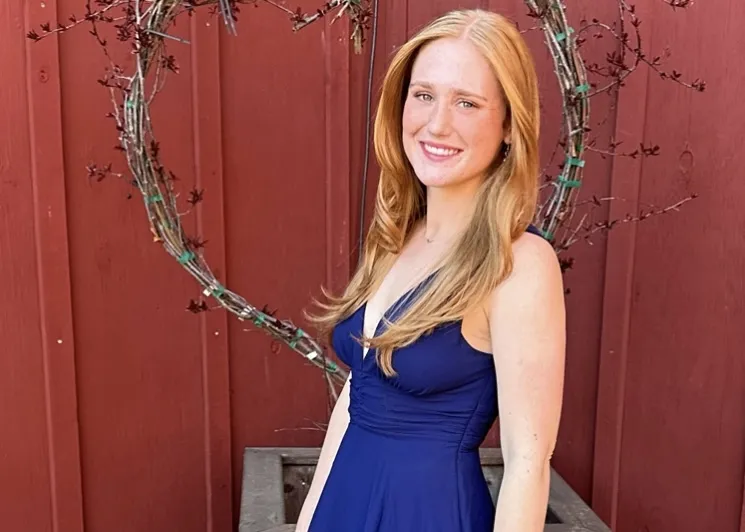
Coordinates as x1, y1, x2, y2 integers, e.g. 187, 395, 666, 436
489, 233, 567, 532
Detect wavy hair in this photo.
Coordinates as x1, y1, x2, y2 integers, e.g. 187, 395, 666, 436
306, 9, 540, 376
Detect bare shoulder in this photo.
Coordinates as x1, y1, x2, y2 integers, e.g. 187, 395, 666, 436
492, 231, 563, 303
482, 232, 565, 361
479, 231, 566, 353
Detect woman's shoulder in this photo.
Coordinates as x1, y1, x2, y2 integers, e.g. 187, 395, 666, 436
483, 224, 564, 325
511, 226, 560, 277
489, 224, 562, 304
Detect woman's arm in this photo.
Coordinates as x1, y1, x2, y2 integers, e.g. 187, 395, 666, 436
294, 376, 351, 532
489, 233, 566, 532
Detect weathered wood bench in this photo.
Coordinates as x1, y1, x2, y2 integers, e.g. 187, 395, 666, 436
239, 447, 609, 532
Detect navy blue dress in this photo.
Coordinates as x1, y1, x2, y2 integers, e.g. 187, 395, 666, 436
309, 225, 543, 531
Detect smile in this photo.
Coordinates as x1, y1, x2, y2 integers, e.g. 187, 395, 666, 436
420, 142, 462, 160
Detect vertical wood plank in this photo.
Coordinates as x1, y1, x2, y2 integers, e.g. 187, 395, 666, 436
741, 476, 745, 532
24, 0, 84, 531
592, 3, 653, 527
349, 0, 408, 262
190, 12, 233, 532
323, 12, 351, 297
740, 470, 745, 532
2, 2, 55, 531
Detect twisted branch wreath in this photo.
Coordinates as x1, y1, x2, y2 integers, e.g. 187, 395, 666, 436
29, 0, 699, 389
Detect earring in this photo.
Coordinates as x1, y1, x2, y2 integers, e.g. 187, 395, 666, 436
504, 143, 512, 157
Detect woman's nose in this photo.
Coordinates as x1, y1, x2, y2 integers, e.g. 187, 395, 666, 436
427, 101, 452, 136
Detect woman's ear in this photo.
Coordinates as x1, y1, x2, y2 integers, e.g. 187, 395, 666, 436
503, 105, 513, 144
502, 118, 512, 146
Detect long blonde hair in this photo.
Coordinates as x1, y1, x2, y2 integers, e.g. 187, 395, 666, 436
306, 9, 540, 376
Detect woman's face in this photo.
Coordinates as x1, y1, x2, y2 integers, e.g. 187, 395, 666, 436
402, 37, 509, 188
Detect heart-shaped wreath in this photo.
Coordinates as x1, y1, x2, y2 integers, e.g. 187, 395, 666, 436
28, 0, 700, 391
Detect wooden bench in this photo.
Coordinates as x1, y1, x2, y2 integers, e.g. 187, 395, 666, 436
239, 447, 609, 532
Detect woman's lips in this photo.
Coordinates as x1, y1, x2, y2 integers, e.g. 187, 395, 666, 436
420, 141, 462, 162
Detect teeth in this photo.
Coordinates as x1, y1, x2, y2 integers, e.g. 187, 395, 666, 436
424, 143, 459, 156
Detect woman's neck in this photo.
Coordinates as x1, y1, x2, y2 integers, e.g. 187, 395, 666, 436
421, 180, 481, 243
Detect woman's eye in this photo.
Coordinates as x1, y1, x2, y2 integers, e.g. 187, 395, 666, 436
459, 100, 476, 109
415, 92, 433, 102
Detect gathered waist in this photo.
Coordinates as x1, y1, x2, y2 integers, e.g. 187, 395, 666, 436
347, 417, 484, 454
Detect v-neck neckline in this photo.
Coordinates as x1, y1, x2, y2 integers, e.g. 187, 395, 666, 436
360, 268, 440, 360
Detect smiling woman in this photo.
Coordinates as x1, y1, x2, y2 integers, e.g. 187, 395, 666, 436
403, 38, 511, 188
298, 8, 565, 532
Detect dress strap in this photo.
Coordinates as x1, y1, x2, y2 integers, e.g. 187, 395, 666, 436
525, 223, 544, 238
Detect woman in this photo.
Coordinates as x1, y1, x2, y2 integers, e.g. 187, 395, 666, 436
297, 8, 566, 532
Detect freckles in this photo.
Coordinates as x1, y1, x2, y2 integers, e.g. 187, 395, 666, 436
402, 111, 426, 136
467, 115, 502, 146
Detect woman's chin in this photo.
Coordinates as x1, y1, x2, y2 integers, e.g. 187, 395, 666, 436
416, 170, 490, 193
413, 163, 460, 186
416, 172, 454, 187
